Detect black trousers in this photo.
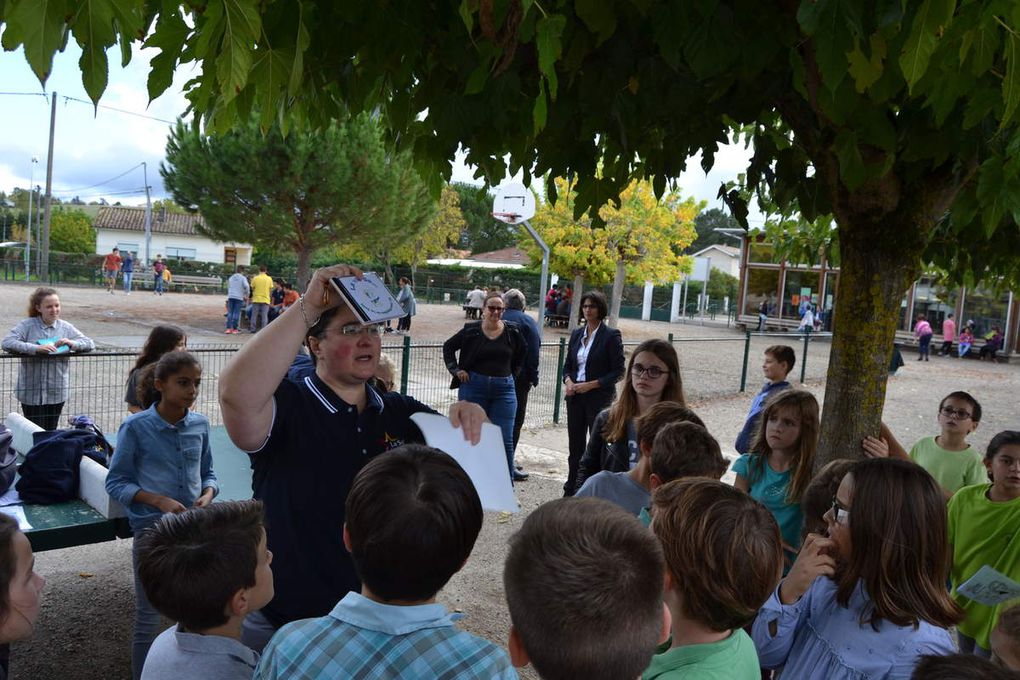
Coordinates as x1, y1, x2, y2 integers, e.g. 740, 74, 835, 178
564, 388, 614, 495
511, 380, 533, 458
22, 402, 64, 431
398, 314, 411, 331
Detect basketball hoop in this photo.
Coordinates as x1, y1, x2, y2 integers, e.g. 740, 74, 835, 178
492, 211, 522, 225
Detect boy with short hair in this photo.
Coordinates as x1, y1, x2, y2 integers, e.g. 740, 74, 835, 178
735, 345, 795, 454
137, 500, 273, 680
575, 403, 710, 515
254, 445, 515, 679
645, 478, 784, 679
504, 497, 669, 680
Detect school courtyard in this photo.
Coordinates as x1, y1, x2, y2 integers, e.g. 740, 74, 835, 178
2, 282, 1018, 679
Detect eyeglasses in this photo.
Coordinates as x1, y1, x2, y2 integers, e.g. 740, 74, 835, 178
581, 304, 598, 310
939, 406, 972, 420
829, 497, 850, 525
486, 306, 504, 313
326, 323, 386, 337
631, 363, 668, 379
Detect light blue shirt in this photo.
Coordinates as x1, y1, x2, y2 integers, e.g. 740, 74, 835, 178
752, 577, 955, 679
105, 405, 218, 531
141, 625, 258, 680
255, 592, 517, 679
575, 471, 649, 516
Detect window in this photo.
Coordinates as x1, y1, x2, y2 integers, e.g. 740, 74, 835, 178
743, 267, 781, 316
748, 242, 778, 264
911, 277, 958, 333
116, 242, 140, 255
961, 286, 1011, 339
781, 270, 821, 321
165, 247, 197, 261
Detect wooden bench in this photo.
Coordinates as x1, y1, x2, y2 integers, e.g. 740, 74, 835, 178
135, 271, 223, 292
544, 313, 570, 328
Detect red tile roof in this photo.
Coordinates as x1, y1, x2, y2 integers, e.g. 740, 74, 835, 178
468, 246, 530, 266
93, 206, 205, 236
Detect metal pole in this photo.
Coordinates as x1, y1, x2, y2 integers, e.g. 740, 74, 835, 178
740, 330, 751, 392
40, 92, 56, 282
25, 158, 36, 281
400, 334, 411, 395
519, 219, 549, 336
800, 327, 810, 384
143, 162, 152, 266
35, 186, 42, 275
553, 337, 566, 424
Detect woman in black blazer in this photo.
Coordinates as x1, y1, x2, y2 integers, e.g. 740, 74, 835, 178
562, 290, 625, 496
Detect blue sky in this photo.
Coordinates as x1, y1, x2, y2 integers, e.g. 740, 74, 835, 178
0, 42, 755, 219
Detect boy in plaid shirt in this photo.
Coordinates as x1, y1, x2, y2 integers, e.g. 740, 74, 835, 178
254, 445, 516, 679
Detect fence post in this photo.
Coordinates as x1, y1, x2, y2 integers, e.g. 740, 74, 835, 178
800, 327, 810, 384
553, 337, 566, 424
400, 334, 411, 395
668, 332, 674, 344
739, 330, 751, 392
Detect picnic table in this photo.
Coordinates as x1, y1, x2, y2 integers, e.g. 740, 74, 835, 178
6, 420, 253, 552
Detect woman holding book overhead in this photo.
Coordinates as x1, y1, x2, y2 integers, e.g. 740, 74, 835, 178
444, 291, 527, 480
2, 287, 94, 430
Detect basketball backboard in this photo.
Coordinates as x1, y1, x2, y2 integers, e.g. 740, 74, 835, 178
492, 183, 536, 224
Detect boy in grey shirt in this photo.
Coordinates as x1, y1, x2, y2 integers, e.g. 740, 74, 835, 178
138, 500, 273, 680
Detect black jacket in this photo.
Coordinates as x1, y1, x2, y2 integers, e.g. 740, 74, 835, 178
562, 323, 625, 393
575, 408, 638, 489
443, 321, 527, 389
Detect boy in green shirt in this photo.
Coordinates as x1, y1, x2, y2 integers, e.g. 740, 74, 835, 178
644, 479, 783, 680
863, 391, 985, 499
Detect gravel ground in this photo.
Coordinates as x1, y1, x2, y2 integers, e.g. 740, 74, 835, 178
2, 281, 1018, 680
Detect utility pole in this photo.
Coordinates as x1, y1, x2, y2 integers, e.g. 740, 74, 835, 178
143, 162, 152, 265
25, 157, 38, 281
35, 185, 42, 274
40, 92, 56, 282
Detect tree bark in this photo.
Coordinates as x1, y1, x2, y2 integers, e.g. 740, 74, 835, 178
814, 221, 920, 471
570, 274, 584, 326
296, 247, 312, 292
608, 260, 626, 328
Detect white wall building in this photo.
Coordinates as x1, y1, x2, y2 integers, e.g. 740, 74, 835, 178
690, 244, 741, 278
93, 206, 252, 265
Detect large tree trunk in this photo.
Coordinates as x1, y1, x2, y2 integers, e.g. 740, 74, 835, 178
608, 260, 626, 328
814, 220, 921, 471
570, 274, 584, 326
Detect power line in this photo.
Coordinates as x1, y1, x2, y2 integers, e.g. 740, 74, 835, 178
0, 92, 48, 98
54, 163, 144, 194
61, 95, 177, 125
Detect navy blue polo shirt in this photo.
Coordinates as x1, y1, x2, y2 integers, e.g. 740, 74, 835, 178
250, 373, 436, 627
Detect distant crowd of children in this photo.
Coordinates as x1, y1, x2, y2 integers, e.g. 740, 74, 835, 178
1, 332, 1018, 679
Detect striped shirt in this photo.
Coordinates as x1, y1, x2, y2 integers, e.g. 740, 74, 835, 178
2, 317, 94, 404
254, 592, 517, 679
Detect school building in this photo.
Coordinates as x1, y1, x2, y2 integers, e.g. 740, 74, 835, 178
735, 236, 1018, 357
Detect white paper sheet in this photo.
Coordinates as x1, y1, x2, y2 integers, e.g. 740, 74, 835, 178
410, 413, 518, 513
0, 488, 21, 507
956, 565, 1020, 607
0, 506, 32, 531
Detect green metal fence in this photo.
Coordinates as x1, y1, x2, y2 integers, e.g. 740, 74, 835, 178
0, 331, 832, 437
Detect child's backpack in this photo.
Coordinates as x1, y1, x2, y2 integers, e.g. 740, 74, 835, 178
16, 424, 112, 504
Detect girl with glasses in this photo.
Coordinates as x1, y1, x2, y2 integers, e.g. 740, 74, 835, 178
753, 458, 962, 678
574, 339, 684, 491
443, 291, 527, 480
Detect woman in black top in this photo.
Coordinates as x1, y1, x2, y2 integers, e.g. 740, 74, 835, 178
562, 290, 625, 496
443, 291, 526, 479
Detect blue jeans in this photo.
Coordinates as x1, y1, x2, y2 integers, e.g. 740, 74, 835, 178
154, 274, 165, 294
918, 333, 932, 358
123, 271, 133, 293
226, 298, 243, 330
459, 372, 517, 477
132, 536, 161, 680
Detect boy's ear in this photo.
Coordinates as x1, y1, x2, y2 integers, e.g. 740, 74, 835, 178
649, 473, 662, 490
227, 587, 248, 618
659, 601, 672, 645
970, 420, 979, 435
342, 523, 352, 553
508, 626, 531, 669
639, 441, 653, 458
